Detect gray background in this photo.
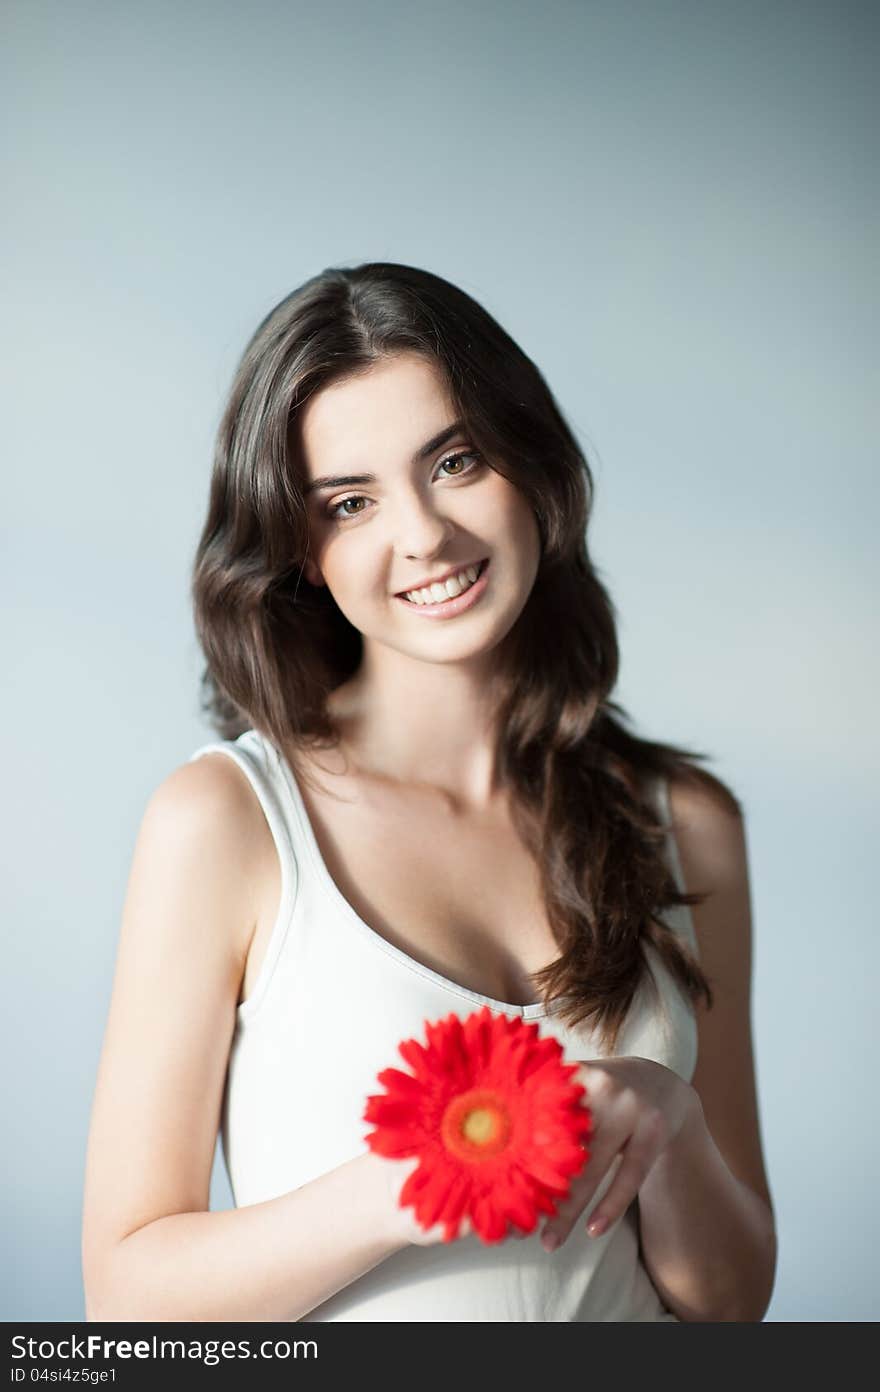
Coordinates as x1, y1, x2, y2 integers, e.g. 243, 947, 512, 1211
4, 0, 877, 1321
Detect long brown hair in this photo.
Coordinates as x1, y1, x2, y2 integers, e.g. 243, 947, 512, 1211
192, 261, 737, 1049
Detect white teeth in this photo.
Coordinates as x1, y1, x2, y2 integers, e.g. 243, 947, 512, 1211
404, 563, 482, 606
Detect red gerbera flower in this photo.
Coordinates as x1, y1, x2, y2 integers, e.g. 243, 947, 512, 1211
363, 1006, 592, 1244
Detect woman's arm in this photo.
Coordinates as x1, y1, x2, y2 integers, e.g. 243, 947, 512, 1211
90, 1149, 408, 1322
82, 757, 408, 1323
635, 775, 777, 1322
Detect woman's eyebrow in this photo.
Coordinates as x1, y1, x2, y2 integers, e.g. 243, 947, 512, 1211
302, 420, 465, 496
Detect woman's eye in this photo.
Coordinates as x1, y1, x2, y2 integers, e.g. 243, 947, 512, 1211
438, 450, 482, 478
325, 452, 482, 523
326, 495, 368, 521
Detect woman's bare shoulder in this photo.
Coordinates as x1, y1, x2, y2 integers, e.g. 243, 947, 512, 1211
664, 767, 747, 910
140, 751, 273, 948
666, 765, 744, 831
154, 748, 258, 816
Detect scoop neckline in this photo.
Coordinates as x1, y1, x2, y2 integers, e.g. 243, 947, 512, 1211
260, 734, 550, 1020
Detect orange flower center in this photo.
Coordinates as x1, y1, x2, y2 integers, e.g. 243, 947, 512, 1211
441, 1088, 512, 1161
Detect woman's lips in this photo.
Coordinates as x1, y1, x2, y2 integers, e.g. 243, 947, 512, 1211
395, 558, 490, 619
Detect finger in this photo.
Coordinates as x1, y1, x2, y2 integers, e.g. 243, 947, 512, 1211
540, 1148, 625, 1251
582, 1113, 665, 1237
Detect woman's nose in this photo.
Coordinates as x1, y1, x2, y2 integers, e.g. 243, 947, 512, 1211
391, 491, 455, 558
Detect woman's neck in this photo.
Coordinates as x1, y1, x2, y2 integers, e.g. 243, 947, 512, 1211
327, 650, 506, 811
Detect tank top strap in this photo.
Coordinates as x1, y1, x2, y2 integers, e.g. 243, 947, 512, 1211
648, 773, 699, 957
652, 775, 687, 895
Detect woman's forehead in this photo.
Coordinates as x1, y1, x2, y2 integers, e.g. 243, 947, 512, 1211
299, 353, 458, 476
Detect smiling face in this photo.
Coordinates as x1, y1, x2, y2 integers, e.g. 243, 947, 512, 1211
297, 351, 542, 671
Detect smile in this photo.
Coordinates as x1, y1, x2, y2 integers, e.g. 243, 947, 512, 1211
395, 558, 490, 619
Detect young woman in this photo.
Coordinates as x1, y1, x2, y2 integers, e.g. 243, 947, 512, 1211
82, 262, 777, 1322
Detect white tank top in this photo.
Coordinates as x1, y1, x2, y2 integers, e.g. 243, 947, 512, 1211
188, 728, 698, 1322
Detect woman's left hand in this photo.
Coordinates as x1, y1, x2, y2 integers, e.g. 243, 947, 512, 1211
537, 1056, 702, 1252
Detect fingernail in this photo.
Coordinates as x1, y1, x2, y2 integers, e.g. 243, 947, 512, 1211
541, 1231, 559, 1252
587, 1215, 608, 1237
